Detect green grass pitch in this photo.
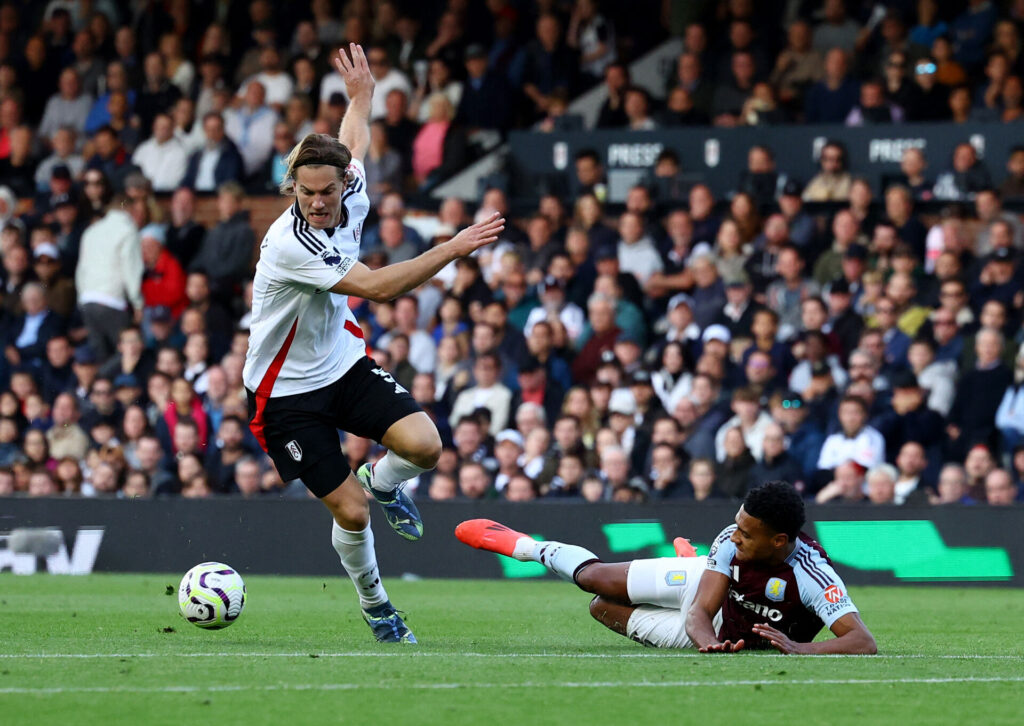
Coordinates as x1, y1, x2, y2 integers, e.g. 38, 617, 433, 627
1, 575, 1022, 725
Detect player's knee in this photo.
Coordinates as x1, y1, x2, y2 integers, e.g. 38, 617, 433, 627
405, 429, 442, 469
328, 494, 370, 531
589, 595, 608, 623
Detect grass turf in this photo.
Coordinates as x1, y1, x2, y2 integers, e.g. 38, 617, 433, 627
0, 575, 1022, 725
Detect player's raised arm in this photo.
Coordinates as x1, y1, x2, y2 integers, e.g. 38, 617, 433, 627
330, 213, 505, 302
334, 43, 373, 162
686, 570, 745, 653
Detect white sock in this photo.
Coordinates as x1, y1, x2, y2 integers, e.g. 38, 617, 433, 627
531, 541, 599, 583
371, 452, 430, 492
331, 520, 388, 608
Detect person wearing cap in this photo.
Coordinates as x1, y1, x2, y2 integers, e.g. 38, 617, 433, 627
663, 293, 701, 348
492, 429, 525, 492
777, 179, 815, 249
874, 370, 945, 460
30, 238, 76, 318
456, 43, 511, 131
140, 223, 187, 319
715, 270, 758, 338
512, 354, 564, 426
629, 368, 666, 434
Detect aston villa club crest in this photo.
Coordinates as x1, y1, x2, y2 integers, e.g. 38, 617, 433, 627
765, 577, 786, 602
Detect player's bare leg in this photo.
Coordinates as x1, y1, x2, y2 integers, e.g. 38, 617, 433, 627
321, 471, 416, 643
357, 412, 441, 540
588, 597, 638, 637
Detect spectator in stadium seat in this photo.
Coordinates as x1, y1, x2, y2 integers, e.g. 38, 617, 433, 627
223, 81, 277, 180
0, 126, 35, 199
864, 463, 898, 505
669, 52, 714, 119
804, 48, 860, 124
458, 460, 494, 500
240, 46, 293, 110
802, 141, 852, 202
182, 113, 244, 192
521, 13, 578, 121
770, 19, 823, 111
995, 344, 1024, 452
38, 68, 92, 143
181, 273, 232, 361
162, 188, 204, 271
974, 188, 1023, 255
85, 62, 134, 135
131, 113, 187, 192
411, 93, 457, 187
932, 142, 993, 201
34, 129, 83, 194
594, 62, 630, 128
930, 463, 973, 505
904, 56, 950, 122
817, 394, 886, 475
322, 46, 410, 121
363, 121, 402, 206
4, 282, 63, 368
135, 52, 181, 137
189, 182, 254, 301
46, 392, 89, 461
711, 51, 757, 125
985, 468, 1019, 505
377, 295, 436, 374
813, 0, 861, 54
449, 353, 512, 435
948, 328, 1013, 457
952, 0, 998, 74
998, 146, 1024, 199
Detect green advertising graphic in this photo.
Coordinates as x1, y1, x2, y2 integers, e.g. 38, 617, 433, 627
495, 520, 1014, 582
813, 520, 1013, 582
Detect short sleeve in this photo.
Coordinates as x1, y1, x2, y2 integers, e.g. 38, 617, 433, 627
343, 159, 371, 230
796, 560, 859, 629
705, 525, 737, 577
274, 240, 358, 294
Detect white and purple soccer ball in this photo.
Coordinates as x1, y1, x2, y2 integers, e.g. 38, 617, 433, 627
178, 562, 247, 629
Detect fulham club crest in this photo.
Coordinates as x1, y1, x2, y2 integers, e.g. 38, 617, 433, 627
286, 440, 303, 462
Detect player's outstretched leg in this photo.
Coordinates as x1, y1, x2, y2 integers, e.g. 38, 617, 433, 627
317, 460, 416, 643
362, 412, 443, 541
455, 519, 601, 583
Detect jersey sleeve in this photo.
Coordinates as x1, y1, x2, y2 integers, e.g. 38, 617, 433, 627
795, 556, 859, 629
273, 237, 358, 294
705, 525, 738, 577
343, 159, 371, 232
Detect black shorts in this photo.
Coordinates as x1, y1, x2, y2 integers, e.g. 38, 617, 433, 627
246, 357, 421, 496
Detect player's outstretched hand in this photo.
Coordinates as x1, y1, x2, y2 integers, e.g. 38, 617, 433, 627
333, 43, 374, 100
449, 212, 505, 257
752, 623, 805, 655
698, 639, 745, 653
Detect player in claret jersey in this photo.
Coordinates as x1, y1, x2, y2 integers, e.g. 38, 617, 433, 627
456, 481, 876, 654
244, 44, 504, 643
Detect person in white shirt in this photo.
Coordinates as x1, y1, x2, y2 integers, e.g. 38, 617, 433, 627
616, 210, 663, 285
240, 46, 295, 109
320, 46, 411, 120
243, 44, 505, 645
817, 394, 886, 472
714, 386, 775, 462
75, 197, 143, 360
223, 81, 278, 177
131, 113, 188, 191
448, 353, 513, 434
375, 294, 437, 374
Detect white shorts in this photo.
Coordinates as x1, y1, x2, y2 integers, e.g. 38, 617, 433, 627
624, 556, 722, 649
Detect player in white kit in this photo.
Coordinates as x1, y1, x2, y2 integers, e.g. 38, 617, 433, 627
243, 44, 505, 642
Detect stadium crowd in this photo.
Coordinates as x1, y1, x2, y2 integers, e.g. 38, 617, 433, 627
0, 0, 1023, 507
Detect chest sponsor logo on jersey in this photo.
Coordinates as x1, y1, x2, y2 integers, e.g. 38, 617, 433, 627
729, 589, 782, 622
285, 440, 303, 462
823, 584, 845, 604
664, 570, 687, 586
765, 577, 786, 602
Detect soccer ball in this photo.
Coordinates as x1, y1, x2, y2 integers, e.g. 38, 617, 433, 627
178, 562, 247, 629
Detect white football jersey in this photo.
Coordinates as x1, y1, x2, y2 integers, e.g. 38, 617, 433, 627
243, 160, 370, 398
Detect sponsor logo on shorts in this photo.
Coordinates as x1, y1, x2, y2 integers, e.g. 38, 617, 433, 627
664, 570, 687, 586
824, 584, 845, 604
765, 577, 786, 602
372, 366, 407, 394
285, 440, 303, 462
